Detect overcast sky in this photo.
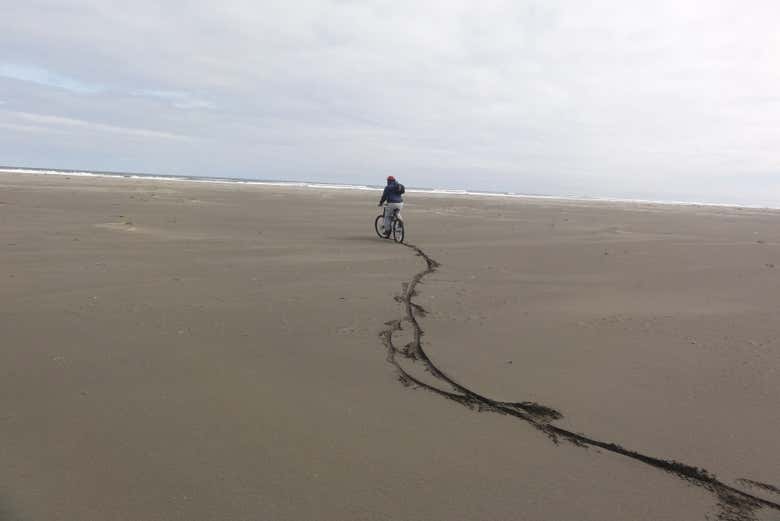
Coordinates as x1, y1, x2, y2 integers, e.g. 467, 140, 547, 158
1, 1, 778, 204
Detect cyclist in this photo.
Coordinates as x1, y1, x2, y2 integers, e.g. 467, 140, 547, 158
378, 175, 405, 238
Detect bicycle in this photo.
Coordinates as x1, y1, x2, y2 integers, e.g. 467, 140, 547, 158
374, 205, 405, 243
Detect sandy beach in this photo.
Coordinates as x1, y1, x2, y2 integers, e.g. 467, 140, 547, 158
1, 171, 779, 521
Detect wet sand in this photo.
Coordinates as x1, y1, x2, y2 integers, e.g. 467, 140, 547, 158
1, 172, 778, 520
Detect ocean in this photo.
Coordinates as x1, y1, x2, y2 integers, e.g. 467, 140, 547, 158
1, 165, 775, 210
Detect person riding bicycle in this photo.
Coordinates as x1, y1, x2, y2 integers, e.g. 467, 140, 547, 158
378, 176, 405, 238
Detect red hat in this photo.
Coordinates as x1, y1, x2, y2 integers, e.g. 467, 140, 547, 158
387, 175, 396, 182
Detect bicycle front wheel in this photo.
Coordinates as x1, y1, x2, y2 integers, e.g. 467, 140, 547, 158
374, 215, 385, 238
392, 219, 405, 243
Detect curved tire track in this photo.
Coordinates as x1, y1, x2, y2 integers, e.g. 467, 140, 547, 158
379, 242, 780, 521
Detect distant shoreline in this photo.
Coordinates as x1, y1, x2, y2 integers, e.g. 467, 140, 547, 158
2, 165, 777, 210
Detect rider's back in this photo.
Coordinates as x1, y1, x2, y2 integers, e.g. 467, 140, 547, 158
383, 181, 404, 203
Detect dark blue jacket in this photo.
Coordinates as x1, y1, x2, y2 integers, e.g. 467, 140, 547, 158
379, 181, 404, 204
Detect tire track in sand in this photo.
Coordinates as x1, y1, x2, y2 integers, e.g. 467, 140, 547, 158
379, 242, 780, 521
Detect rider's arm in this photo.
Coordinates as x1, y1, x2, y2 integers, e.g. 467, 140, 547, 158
378, 187, 388, 205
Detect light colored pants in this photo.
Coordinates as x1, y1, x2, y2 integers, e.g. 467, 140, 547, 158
383, 203, 404, 235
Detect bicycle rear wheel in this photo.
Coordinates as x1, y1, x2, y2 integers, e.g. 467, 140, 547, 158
392, 219, 405, 243
374, 215, 385, 238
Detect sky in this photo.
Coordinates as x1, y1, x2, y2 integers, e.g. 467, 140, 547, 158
1, 1, 778, 205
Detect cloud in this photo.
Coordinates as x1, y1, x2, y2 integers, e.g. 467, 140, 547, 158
0, 1, 779, 204
132, 89, 216, 110
2, 110, 192, 141
0, 63, 103, 94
